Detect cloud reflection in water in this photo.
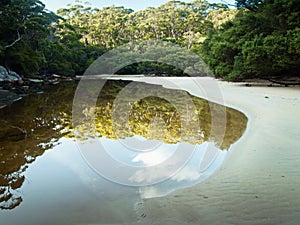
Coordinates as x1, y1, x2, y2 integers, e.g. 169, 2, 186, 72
91, 136, 226, 199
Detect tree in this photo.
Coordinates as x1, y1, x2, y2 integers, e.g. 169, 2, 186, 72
201, 0, 300, 80
0, 0, 58, 76
236, 0, 264, 12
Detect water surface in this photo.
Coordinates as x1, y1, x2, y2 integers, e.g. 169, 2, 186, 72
0, 80, 247, 224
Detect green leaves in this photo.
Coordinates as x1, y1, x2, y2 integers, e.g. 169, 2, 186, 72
201, 0, 300, 80
3, 0, 297, 80
56, 0, 218, 50
0, 0, 59, 76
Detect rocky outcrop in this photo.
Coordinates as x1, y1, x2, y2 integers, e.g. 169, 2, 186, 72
0, 66, 22, 82
0, 67, 68, 107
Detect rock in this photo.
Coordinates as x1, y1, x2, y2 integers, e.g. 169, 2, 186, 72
0, 104, 7, 109
0, 66, 22, 82
0, 126, 27, 142
75, 76, 83, 80
47, 78, 60, 85
52, 74, 62, 78
28, 79, 43, 83
22, 86, 30, 91
0, 89, 22, 105
50, 81, 60, 85
34, 90, 44, 94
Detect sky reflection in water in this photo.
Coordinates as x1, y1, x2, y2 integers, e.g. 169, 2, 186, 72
0, 80, 247, 224
86, 136, 226, 198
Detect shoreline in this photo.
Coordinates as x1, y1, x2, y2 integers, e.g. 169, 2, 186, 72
122, 77, 300, 225
1, 76, 299, 224
0, 77, 76, 109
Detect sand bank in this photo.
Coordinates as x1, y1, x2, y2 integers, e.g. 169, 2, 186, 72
126, 77, 300, 225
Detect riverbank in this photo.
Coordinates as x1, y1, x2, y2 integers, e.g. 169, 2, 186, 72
0, 75, 76, 109
124, 77, 300, 225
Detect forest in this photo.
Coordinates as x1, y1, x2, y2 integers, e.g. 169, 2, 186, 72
0, 0, 299, 81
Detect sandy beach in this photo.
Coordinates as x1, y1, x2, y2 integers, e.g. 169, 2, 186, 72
121, 77, 300, 225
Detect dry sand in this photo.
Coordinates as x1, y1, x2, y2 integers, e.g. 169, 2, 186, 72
124, 77, 300, 225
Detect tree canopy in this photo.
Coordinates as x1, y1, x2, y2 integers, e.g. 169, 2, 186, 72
0, 0, 299, 80
201, 0, 300, 80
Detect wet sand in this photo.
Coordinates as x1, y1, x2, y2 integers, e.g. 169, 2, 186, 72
126, 77, 300, 225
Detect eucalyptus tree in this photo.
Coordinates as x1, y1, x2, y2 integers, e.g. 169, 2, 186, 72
91, 6, 134, 48
206, 7, 237, 29
0, 0, 58, 76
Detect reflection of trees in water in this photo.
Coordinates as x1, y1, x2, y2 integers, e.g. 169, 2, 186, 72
0, 82, 77, 210
0, 170, 24, 210
0, 128, 63, 210
76, 81, 247, 149
0, 80, 247, 210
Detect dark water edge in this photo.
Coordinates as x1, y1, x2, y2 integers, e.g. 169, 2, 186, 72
0, 79, 247, 224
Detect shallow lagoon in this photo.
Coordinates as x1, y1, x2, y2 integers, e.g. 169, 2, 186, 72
0, 80, 247, 224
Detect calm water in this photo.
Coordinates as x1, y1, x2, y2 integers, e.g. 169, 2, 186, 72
0, 80, 247, 224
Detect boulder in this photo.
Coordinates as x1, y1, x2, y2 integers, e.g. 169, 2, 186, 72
0, 66, 22, 82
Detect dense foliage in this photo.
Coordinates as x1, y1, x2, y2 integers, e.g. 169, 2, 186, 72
0, 0, 299, 80
0, 0, 106, 77
0, 0, 57, 76
201, 0, 300, 80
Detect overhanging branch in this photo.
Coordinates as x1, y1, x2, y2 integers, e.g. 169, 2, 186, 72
4, 29, 22, 49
